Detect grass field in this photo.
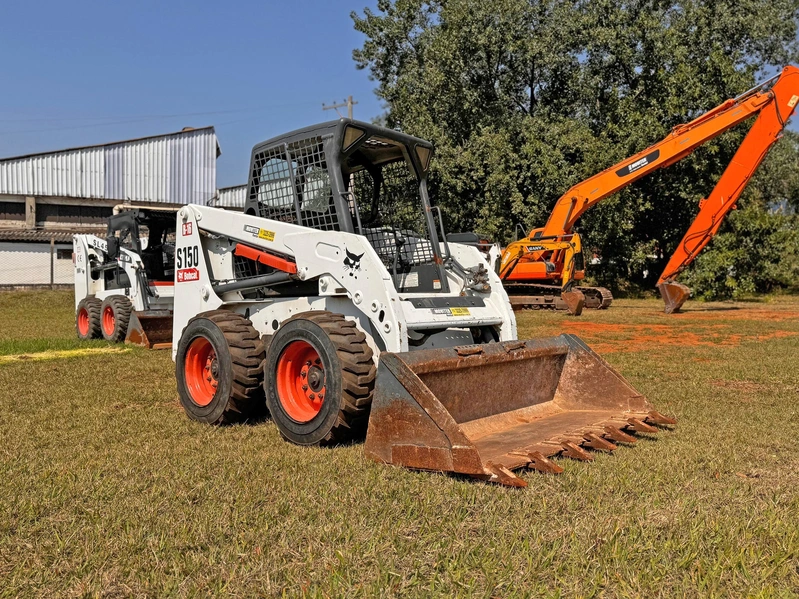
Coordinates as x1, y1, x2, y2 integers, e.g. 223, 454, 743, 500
1, 290, 798, 597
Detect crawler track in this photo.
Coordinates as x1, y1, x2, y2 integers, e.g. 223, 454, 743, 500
505, 284, 613, 311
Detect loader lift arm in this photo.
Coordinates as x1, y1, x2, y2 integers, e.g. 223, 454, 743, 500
499, 65, 799, 313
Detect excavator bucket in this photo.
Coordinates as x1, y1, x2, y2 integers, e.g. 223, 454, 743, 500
125, 310, 173, 350
560, 290, 585, 316
657, 282, 691, 314
364, 334, 675, 487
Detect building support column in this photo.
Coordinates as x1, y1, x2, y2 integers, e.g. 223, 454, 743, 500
25, 196, 36, 229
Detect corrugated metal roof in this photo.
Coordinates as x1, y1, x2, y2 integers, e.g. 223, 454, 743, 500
215, 184, 247, 209
0, 127, 220, 205
0, 229, 103, 243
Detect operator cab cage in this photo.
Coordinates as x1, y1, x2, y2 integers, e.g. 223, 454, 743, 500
104, 208, 177, 286
243, 119, 449, 293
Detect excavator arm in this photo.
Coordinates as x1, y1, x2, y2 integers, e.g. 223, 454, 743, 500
656, 67, 799, 312
500, 65, 799, 313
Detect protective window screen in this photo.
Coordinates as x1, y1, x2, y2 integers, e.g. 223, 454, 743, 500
114, 227, 136, 251
249, 138, 339, 231
350, 158, 435, 271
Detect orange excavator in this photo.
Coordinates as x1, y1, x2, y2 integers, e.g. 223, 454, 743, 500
499, 65, 799, 314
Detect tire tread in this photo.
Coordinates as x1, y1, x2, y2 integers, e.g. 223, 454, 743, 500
281, 311, 376, 444
184, 310, 265, 424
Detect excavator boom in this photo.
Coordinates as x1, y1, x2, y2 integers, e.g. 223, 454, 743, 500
657, 67, 799, 312
500, 65, 799, 313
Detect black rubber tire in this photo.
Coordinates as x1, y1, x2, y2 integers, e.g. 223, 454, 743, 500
76, 297, 102, 340
176, 310, 265, 425
100, 296, 133, 343
265, 311, 376, 446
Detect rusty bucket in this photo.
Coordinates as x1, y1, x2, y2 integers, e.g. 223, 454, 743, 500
560, 289, 585, 316
658, 282, 691, 314
125, 310, 173, 350
364, 335, 674, 487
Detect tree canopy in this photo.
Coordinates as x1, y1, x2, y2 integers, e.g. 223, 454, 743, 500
352, 0, 799, 296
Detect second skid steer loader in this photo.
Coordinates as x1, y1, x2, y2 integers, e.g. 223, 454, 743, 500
170, 120, 674, 486
74, 208, 177, 348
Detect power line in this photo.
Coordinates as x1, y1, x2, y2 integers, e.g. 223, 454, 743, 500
0, 101, 323, 135
322, 96, 357, 119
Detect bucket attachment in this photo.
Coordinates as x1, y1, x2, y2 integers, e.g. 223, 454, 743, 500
364, 334, 675, 487
657, 282, 691, 314
125, 310, 173, 349
561, 290, 585, 316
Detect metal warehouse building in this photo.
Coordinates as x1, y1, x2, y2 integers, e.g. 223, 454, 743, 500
215, 184, 247, 209
0, 127, 222, 287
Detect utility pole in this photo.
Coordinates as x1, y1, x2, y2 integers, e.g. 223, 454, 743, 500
322, 95, 357, 119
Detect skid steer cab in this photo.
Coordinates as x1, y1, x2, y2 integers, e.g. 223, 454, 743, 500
73, 208, 177, 348
171, 120, 674, 486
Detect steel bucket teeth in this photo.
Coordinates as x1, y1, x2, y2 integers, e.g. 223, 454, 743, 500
604, 426, 638, 444
364, 334, 675, 486
561, 441, 594, 462
647, 410, 677, 426
583, 433, 617, 452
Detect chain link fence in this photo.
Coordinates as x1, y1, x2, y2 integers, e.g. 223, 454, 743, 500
0, 233, 75, 289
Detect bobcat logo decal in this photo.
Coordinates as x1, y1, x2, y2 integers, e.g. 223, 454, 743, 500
343, 248, 363, 277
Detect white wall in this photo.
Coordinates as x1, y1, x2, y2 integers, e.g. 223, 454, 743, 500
0, 242, 73, 285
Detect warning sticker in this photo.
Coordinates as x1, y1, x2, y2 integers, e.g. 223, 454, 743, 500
789, 95, 799, 109
258, 229, 275, 242
431, 307, 471, 317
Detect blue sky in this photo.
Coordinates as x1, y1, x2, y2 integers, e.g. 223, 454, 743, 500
0, 0, 384, 187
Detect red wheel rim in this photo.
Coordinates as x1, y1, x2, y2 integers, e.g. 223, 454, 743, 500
78, 308, 90, 336
276, 340, 326, 423
102, 305, 115, 336
184, 337, 218, 407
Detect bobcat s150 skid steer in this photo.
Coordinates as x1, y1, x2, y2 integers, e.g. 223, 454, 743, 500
73, 208, 176, 348
171, 120, 674, 486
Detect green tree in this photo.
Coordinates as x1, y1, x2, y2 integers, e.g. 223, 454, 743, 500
352, 0, 799, 294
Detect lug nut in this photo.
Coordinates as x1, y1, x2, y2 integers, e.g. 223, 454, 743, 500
302, 384, 308, 391
309, 393, 316, 400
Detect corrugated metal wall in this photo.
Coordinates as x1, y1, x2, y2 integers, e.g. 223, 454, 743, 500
0, 128, 218, 205
216, 184, 247, 209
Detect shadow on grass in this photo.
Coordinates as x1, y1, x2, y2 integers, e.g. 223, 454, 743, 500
676, 306, 742, 313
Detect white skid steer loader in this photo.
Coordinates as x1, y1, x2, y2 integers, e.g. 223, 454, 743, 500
74, 208, 176, 348
171, 120, 674, 486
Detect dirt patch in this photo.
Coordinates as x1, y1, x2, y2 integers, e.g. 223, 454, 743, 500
712, 379, 770, 394
678, 309, 799, 323
556, 322, 798, 353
